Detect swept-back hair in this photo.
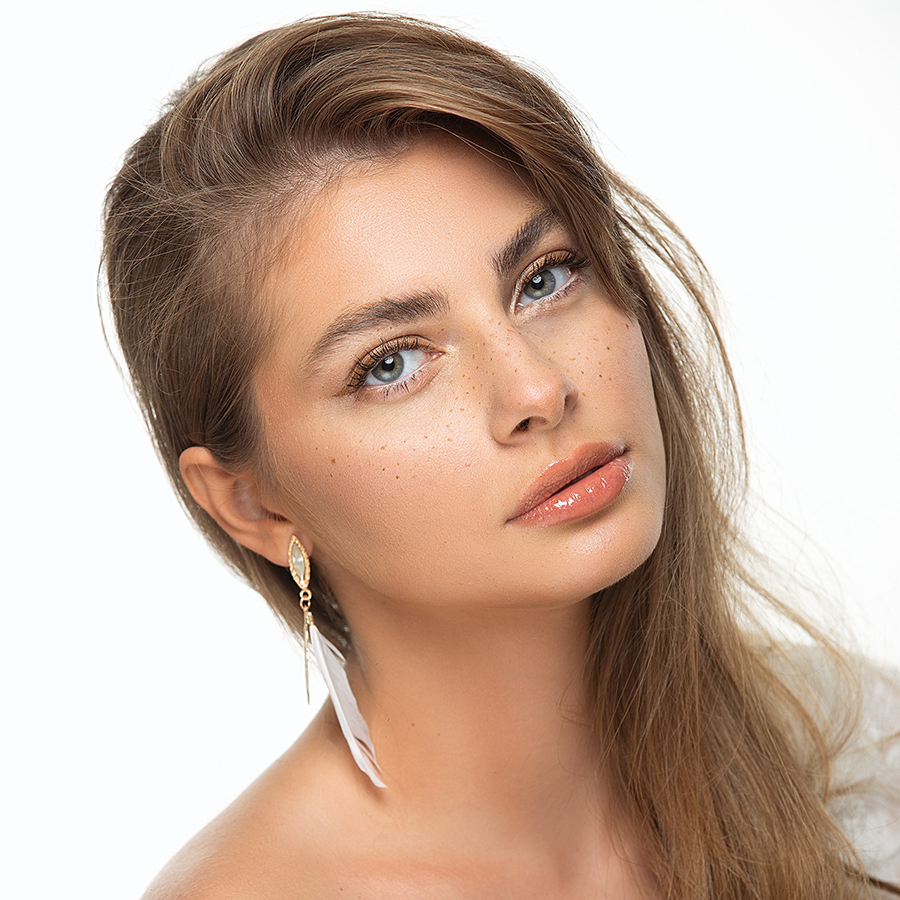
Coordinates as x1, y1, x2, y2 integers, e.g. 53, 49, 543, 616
103, 14, 886, 897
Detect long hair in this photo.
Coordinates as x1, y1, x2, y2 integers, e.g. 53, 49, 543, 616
102, 13, 889, 898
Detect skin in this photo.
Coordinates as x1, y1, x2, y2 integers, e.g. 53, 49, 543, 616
168, 135, 667, 899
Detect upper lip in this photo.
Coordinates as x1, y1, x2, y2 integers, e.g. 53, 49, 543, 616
508, 442, 626, 521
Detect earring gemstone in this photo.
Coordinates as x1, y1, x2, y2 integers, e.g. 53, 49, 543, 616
289, 536, 309, 588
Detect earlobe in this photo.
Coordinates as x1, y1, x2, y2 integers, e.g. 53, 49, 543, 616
179, 446, 311, 566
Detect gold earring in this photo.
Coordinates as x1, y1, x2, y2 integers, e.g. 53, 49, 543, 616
285, 535, 385, 787
288, 535, 315, 702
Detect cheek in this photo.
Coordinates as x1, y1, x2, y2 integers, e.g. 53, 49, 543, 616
576, 312, 667, 530
562, 306, 663, 441
270, 417, 493, 582
612, 327, 663, 439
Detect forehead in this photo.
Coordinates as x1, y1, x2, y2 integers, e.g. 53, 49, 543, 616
261, 134, 544, 323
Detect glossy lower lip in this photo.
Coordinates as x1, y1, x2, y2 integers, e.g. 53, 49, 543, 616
508, 451, 632, 527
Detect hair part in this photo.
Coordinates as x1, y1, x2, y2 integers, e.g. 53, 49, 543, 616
102, 13, 886, 898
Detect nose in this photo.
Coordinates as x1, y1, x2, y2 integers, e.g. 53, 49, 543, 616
481, 325, 579, 443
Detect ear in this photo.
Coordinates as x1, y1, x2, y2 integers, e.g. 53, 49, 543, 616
179, 446, 312, 567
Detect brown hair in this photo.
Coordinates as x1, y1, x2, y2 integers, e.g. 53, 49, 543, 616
102, 13, 891, 898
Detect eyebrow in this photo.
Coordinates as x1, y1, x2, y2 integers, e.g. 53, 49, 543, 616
303, 206, 564, 375
491, 208, 564, 281
305, 290, 449, 373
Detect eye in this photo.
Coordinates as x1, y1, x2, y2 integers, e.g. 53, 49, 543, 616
515, 251, 588, 310
365, 346, 430, 386
341, 335, 438, 399
520, 264, 574, 305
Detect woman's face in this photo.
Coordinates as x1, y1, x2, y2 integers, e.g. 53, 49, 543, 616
255, 135, 666, 616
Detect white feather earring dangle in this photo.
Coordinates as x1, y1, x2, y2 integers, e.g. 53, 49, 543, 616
287, 536, 386, 788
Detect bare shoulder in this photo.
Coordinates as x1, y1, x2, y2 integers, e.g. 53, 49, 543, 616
138, 707, 383, 900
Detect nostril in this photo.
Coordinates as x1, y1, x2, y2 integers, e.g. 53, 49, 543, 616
514, 418, 531, 432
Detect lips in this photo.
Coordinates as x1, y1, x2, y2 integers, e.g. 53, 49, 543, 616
508, 442, 630, 525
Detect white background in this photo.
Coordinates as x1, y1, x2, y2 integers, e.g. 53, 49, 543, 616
3, 1, 897, 897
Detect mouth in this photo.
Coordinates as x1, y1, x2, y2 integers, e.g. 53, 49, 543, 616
508, 442, 631, 527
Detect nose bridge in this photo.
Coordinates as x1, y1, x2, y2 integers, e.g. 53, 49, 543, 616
474, 316, 577, 438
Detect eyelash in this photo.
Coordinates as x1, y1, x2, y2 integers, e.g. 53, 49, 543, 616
342, 249, 590, 400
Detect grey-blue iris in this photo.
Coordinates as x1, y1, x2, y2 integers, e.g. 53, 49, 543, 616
373, 354, 403, 382
525, 270, 558, 301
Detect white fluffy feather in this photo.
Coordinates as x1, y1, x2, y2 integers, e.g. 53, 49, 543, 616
308, 624, 386, 789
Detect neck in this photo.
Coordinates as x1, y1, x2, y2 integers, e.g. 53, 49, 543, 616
345, 597, 605, 839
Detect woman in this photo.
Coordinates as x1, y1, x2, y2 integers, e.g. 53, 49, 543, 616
103, 13, 899, 899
